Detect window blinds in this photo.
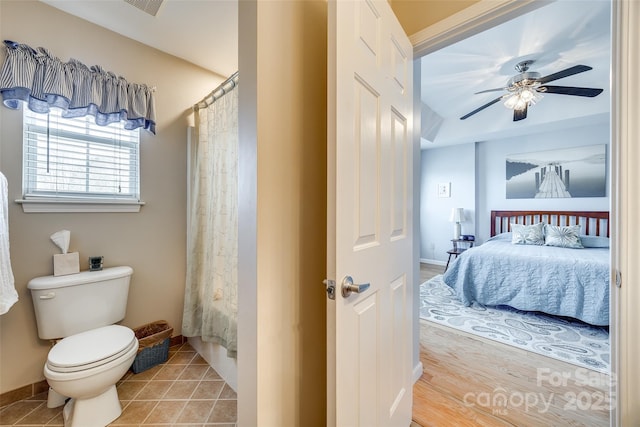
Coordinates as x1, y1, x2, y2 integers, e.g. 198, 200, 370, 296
23, 108, 140, 200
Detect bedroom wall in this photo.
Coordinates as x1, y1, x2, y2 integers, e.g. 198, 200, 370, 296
420, 120, 610, 263
0, 1, 223, 394
420, 143, 476, 264
476, 120, 610, 241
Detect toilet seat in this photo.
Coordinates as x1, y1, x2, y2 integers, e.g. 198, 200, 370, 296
47, 325, 137, 374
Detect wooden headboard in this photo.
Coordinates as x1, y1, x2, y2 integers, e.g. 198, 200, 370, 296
491, 210, 610, 237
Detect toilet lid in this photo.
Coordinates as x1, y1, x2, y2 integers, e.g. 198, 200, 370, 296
47, 325, 137, 373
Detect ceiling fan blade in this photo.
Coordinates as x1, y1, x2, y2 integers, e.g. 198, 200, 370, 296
539, 85, 603, 97
513, 105, 527, 122
460, 97, 503, 120
474, 88, 507, 94
536, 65, 592, 84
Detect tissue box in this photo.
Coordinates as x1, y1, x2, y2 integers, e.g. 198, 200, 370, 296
53, 252, 80, 276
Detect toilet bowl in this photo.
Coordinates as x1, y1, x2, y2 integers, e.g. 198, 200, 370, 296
43, 325, 139, 427
27, 266, 137, 427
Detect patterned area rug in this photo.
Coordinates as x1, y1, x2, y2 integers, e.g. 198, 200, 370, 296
420, 275, 610, 373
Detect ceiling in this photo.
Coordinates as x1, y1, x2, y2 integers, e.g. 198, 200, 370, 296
40, 0, 238, 78
421, 0, 611, 148
40, 1, 610, 150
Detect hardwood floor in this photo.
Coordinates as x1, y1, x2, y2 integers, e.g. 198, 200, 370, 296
419, 262, 444, 284
413, 263, 611, 427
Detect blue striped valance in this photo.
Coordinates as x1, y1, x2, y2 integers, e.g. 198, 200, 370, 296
0, 40, 156, 134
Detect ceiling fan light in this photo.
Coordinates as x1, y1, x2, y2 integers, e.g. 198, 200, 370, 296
529, 91, 543, 106
503, 92, 527, 110
462, 62, 599, 121
514, 98, 528, 111
503, 95, 520, 109
520, 88, 535, 102
503, 87, 543, 111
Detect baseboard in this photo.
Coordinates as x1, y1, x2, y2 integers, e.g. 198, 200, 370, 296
0, 334, 187, 409
420, 258, 445, 266
0, 380, 48, 409
412, 361, 424, 384
170, 334, 186, 348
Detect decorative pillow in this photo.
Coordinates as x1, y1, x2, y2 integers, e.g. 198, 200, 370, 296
544, 224, 584, 248
580, 235, 610, 248
511, 223, 545, 245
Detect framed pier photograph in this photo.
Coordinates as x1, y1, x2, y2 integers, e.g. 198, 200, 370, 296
505, 144, 607, 199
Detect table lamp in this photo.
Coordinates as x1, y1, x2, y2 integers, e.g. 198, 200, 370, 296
449, 208, 464, 240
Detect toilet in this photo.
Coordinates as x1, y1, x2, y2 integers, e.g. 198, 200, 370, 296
27, 266, 138, 427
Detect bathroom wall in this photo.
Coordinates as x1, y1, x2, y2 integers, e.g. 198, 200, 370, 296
0, 1, 223, 394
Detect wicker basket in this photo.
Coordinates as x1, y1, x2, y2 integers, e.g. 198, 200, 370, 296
131, 320, 173, 374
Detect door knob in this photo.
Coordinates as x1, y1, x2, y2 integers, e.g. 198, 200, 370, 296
341, 276, 370, 298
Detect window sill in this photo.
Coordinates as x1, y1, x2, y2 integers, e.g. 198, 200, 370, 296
16, 199, 145, 213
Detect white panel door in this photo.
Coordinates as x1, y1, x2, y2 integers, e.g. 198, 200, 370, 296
327, 0, 413, 425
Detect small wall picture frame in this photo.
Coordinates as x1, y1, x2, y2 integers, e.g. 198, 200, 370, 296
437, 182, 450, 198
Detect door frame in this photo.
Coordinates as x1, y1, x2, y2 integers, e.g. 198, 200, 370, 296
409, 0, 639, 425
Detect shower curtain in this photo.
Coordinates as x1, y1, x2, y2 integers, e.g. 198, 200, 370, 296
182, 82, 238, 357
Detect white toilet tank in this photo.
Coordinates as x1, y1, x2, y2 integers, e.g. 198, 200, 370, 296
28, 266, 134, 340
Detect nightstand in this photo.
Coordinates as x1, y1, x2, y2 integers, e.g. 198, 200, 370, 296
445, 239, 474, 272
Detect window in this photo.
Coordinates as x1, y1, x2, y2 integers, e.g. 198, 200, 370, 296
19, 108, 143, 213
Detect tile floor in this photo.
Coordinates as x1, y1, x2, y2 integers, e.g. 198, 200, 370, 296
0, 342, 237, 426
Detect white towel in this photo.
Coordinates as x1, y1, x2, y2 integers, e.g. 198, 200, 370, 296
0, 171, 18, 315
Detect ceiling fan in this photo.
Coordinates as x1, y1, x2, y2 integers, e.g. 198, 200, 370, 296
460, 60, 604, 122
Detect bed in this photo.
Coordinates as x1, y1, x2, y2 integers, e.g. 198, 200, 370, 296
442, 210, 610, 326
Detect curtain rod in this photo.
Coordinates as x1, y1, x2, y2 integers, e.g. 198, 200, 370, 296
193, 71, 238, 111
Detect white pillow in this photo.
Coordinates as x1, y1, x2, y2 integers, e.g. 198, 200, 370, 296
544, 224, 584, 249
511, 222, 545, 245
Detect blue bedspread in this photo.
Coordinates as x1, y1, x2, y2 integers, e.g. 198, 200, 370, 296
442, 234, 610, 326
